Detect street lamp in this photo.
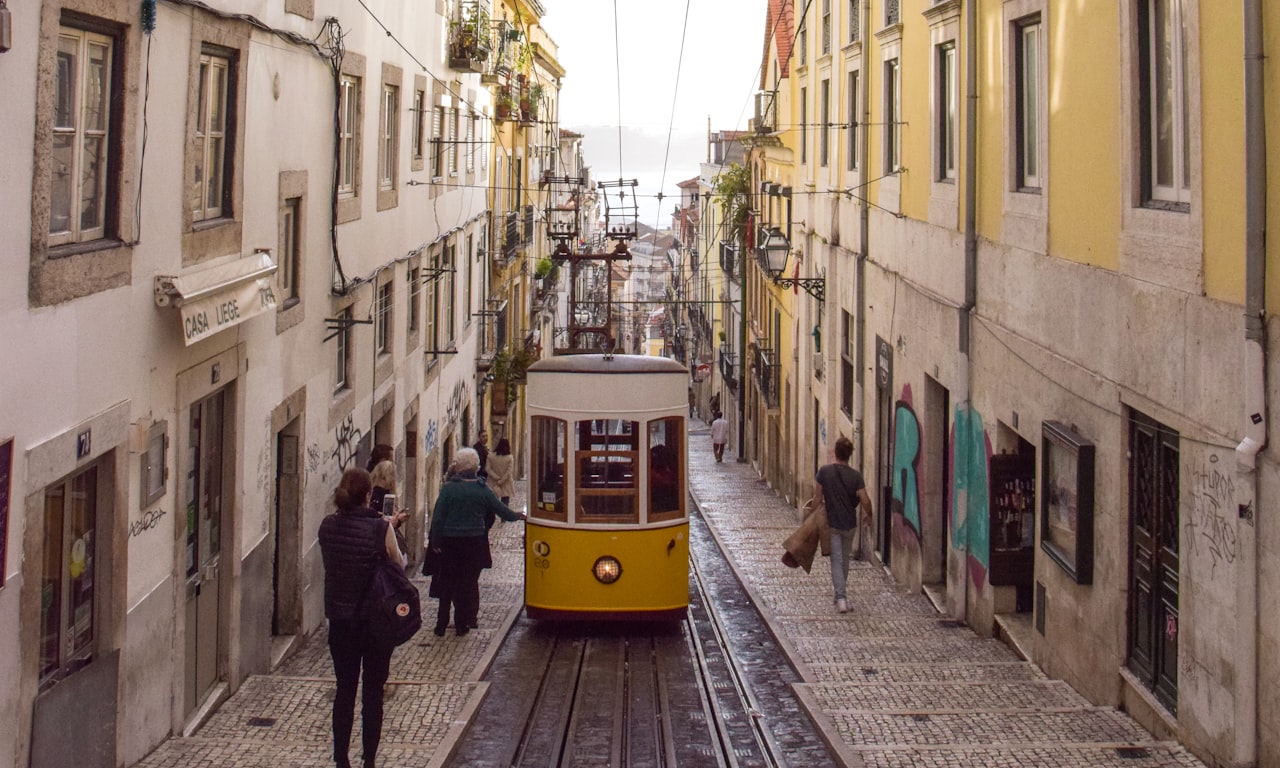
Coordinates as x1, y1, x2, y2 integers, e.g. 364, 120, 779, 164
755, 225, 825, 302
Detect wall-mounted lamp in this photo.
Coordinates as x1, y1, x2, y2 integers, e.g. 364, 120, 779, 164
755, 220, 825, 302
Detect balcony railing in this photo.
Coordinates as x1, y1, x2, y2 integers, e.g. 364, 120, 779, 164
719, 344, 738, 392
752, 344, 780, 409
719, 240, 737, 281
448, 1, 492, 73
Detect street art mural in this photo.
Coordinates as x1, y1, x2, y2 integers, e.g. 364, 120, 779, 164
950, 405, 992, 590
891, 385, 922, 537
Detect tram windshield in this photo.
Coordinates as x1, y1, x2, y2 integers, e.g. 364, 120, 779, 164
529, 414, 686, 525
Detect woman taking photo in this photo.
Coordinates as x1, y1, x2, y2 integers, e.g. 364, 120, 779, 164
428, 447, 524, 636
318, 468, 404, 768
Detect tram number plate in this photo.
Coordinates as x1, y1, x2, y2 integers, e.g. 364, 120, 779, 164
533, 557, 550, 569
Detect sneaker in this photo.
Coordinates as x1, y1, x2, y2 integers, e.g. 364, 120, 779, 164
837, 598, 848, 613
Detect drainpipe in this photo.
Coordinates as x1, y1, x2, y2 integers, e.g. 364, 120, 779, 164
956, 0, 978, 623
854, 0, 871, 477
1235, 1, 1265, 763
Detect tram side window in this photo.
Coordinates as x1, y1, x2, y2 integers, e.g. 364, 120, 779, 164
648, 417, 685, 521
531, 416, 567, 521
575, 419, 639, 523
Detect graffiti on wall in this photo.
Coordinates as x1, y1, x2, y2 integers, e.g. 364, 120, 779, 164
331, 415, 363, 471
446, 380, 467, 429
129, 507, 168, 538
950, 405, 992, 590
423, 418, 440, 457
891, 385, 922, 537
1186, 452, 1238, 572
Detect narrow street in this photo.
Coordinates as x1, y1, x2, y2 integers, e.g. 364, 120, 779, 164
124, 421, 1205, 768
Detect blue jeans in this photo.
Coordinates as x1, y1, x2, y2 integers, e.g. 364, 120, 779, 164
829, 527, 857, 600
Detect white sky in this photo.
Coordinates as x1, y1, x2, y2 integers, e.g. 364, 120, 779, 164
541, 0, 766, 223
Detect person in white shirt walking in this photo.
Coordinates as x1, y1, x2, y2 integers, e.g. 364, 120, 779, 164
710, 412, 729, 462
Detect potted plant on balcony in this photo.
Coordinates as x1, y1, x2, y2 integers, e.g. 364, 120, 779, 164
495, 85, 515, 121
449, 15, 488, 71
490, 343, 537, 413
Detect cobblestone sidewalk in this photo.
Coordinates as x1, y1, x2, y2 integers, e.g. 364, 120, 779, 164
685, 423, 1207, 768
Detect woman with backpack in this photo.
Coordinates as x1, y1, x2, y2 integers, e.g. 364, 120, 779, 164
318, 467, 404, 768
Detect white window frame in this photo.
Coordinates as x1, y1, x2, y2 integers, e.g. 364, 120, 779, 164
375, 281, 392, 355
467, 112, 477, 172
884, 58, 901, 174
449, 108, 459, 176
336, 307, 352, 392
380, 84, 399, 191
937, 42, 958, 182
1015, 19, 1042, 191
819, 78, 830, 167
412, 89, 425, 161
339, 75, 360, 197
280, 197, 300, 303
1145, 0, 1190, 205
50, 28, 113, 245
432, 105, 445, 179
193, 52, 230, 222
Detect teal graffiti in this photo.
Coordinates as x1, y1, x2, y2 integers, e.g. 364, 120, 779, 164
891, 401, 922, 535
951, 405, 991, 587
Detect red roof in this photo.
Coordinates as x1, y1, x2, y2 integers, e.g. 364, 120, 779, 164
763, 0, 794, 89
676, 177, 700, 189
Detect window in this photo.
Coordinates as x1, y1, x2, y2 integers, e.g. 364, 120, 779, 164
799, 13, 808, 66
467, 112, 477, 172
411, 89, 425, 161
425, 250, 439, 356
408, 267, 421, 333
847, 70, 860, 171
192, 52, 231, 221
447, 108, 458, 176
822, 0, 832, 55
819, 79, 830, 167
884, 58, 901, 173
279, 197, 300, 304
575, 419, 640, 523
800, 87, 808, 164
444, 241, 457, 344
647, 417, 685, 521
336, 307, 352, 391
50, 27, 113, 245
339, 75, 360, 196
464, 234, 474, 321
841, 310, 854, 415
937, 42, 958, 181
375, 281, 392, 355
39, 466, 99, 691
530, 416, 567, 521
431, 105, 445, 178
379, 84, 399, 190
885, 0, 900, 26
849, 0, 861, 43
1015, 18, 1042, 190
1141, 0, 1190, 205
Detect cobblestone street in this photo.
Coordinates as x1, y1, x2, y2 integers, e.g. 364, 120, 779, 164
128, 421, 1209, 768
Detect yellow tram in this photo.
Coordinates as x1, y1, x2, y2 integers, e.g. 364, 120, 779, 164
523, 354, 690, 621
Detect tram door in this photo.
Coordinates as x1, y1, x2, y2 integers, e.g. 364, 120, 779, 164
184, 388, 229, 717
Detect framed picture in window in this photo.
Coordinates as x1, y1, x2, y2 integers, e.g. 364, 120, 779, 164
140, 422, 168, 508
1040, 420, 1094, 584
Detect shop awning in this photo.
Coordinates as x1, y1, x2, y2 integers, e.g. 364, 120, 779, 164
154, 252, 278, 346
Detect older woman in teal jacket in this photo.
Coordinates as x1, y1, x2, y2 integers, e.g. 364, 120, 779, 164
428, 447, 524, 636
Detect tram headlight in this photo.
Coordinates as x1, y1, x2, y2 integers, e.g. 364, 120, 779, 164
592, 555, 622, 584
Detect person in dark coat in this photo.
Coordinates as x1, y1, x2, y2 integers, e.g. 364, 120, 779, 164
318, 468, 404, 768
428, 447, 523, 636
472, 430, 490, 478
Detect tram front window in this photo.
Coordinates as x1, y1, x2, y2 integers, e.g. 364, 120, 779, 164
531, 416, 567, 521
648, 417, 685, 521
575, 419, 639, 523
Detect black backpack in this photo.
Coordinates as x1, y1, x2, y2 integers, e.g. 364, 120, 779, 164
363, 521, 422, 648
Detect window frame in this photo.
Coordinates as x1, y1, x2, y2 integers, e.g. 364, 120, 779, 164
39, 465, 102, 692
411, 88, 425, 162
338, 74, 361, 198
936, 41, 958, 182
379, 82, 399, 191
841, 310, 854, 416
431, 104, 445, 179
335, 306, 352, 392
1014, 17, 1042, 192
847, 70, 860, 171
800, 87, 808, 164
374, 280, 392, 356
192, 50, 231, 223
819, 78, 831, 168
1140, 0, 1191, 206
279, 196, 301, 305
883, 58, 901, 174
49, 26, 114, 246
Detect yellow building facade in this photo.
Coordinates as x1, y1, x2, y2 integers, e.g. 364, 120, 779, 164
761, 1, 1280, 765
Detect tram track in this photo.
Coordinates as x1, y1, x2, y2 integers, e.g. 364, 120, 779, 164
446, 505, 834, 767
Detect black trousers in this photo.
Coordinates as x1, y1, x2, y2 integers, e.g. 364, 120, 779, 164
434, 535, 488, 630
328, 618, 393, 767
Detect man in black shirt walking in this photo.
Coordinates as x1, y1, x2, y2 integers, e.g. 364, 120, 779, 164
811, 436, 874, 613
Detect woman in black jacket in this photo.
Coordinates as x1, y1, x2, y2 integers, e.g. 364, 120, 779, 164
318, 467, 403, 768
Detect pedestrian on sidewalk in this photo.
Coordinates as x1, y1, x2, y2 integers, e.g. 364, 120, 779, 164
710, 411, 729, 462
428, 448, 525, 636
318, 467, 405, 768
486, 438, 516, 505
811, 436, 873, 613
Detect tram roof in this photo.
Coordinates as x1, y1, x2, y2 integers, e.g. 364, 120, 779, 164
528, 354, 687, 375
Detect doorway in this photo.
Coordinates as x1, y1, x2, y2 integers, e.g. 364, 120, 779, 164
184, 387, 232, 720
271, 419, 302, 661
874, 336, 893, 566
1127, 410, 1179, 714
921, 377, 950, 588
